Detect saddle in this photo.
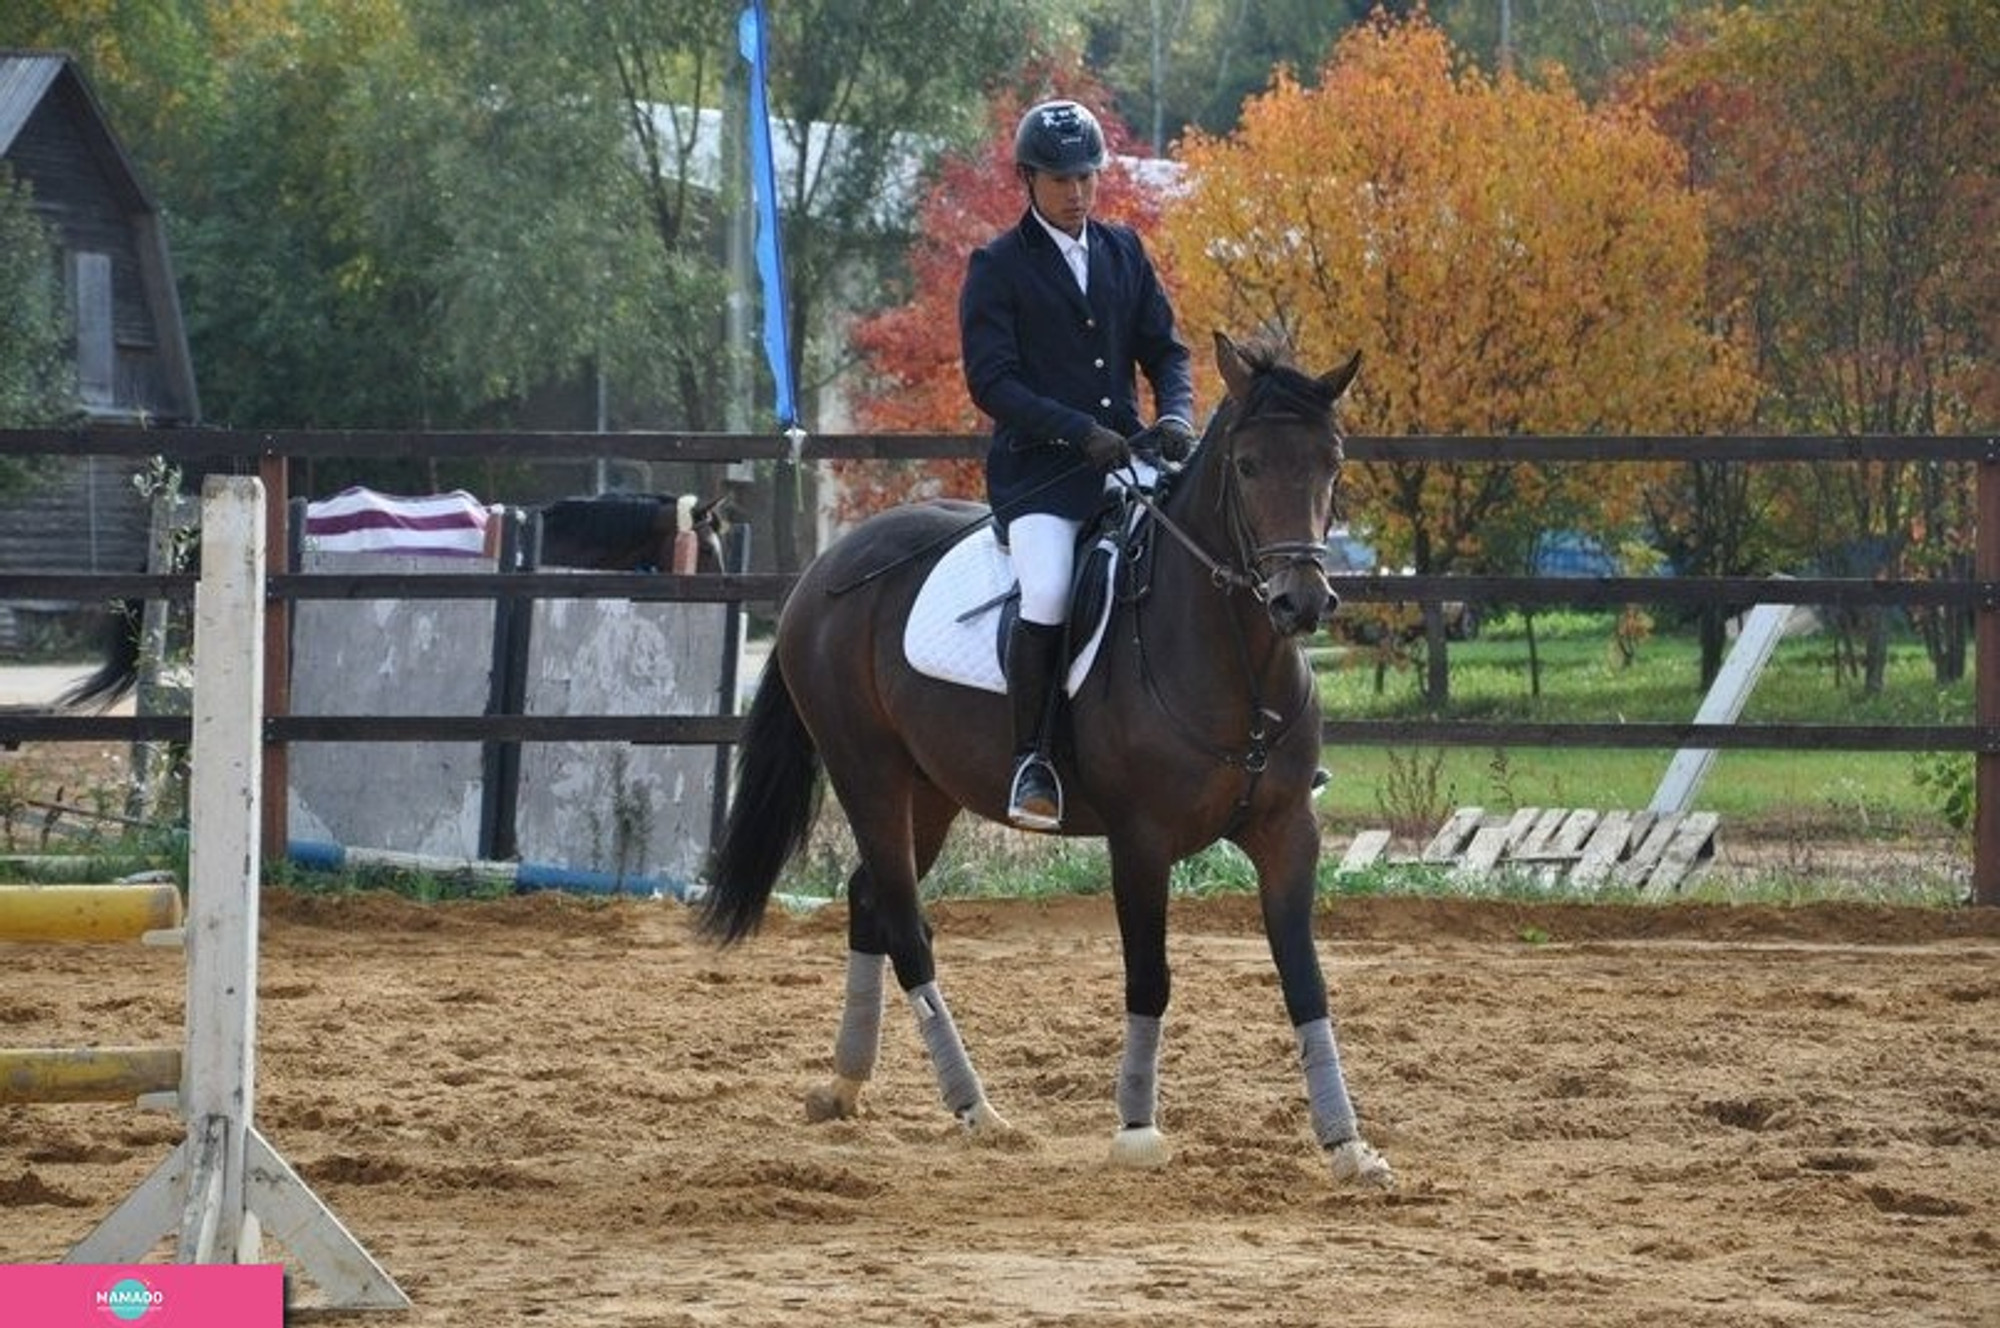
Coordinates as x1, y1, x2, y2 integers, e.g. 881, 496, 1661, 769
903, 496, 1149, 697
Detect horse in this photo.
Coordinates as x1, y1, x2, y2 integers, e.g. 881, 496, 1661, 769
53, 491, 731, 711
528, 492, 730, 574
698, 331, 1392, 1188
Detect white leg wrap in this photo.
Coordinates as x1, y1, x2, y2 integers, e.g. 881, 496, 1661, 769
832, 951, 886, 1081
1116, 1013, 1163, 1127
909, 982, 986, 1120
1296, 1016, 1359, 1148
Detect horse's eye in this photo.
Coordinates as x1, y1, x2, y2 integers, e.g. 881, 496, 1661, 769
1236, 457, 1258, 480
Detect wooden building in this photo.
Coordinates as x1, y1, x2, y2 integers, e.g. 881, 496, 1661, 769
0, 51, 199, 650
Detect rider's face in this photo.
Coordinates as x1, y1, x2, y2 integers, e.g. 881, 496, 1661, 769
1026, 168, 1098, 238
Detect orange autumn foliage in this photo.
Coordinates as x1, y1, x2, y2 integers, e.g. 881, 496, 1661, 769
1157, 11, 1753, 577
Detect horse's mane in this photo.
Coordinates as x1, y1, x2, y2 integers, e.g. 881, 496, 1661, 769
1229, 336, 1339, 425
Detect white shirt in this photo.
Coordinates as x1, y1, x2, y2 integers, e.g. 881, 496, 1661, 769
1032, 208, 1089, 293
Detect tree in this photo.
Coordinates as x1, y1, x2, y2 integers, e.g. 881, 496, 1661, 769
0, 164, 72, 452
840, 59, 1161, 519
1644, 0, 1998, 689
1078, 0, 1381, 149
1429, 0, 1706, 94
1159, 11, 1751, 703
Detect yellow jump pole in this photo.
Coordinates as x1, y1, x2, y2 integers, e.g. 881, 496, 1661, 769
0, 1046, 183, 1104
0, 883, 183, 943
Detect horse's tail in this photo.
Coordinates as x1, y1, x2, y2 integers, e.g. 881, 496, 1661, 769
56, 599, 143, 712
697, 655, 822, 945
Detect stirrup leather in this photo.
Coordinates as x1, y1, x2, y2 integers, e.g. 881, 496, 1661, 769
1007, 752, 1063, 831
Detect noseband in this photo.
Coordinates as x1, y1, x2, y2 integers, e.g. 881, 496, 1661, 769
1131, 404, 1342, 605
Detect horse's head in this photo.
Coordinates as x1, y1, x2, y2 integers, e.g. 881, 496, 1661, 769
662, 493, 733, 573
1191, 331, 1359, 638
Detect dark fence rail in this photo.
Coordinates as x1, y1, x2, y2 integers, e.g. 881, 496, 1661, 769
0, 427, 1991, 903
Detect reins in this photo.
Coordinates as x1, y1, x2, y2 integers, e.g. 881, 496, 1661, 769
1122, 401, 1336, 831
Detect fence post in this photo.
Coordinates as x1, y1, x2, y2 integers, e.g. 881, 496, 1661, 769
1977, 443, 1999, 907
259, 454, 290, 863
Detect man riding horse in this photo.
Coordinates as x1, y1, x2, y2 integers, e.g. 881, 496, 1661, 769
959, 98, 1199, 831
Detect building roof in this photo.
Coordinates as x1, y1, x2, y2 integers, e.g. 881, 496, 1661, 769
0, 51, 154, 212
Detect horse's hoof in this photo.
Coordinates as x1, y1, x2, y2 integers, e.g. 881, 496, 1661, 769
1108, 1125, 1171, 1169
957, 1099, 1012, 1134
804, 1075, 864, 1123
1328, 1137, 1394, 1190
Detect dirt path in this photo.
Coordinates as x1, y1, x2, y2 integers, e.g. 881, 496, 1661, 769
3, 892, 1997, 1326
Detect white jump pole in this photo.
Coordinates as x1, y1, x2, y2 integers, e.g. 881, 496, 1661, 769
65, 476, 408, 1310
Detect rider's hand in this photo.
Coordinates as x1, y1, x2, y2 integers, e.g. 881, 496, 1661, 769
1080, 425, 1132, 472
1132, 417, 1197, 463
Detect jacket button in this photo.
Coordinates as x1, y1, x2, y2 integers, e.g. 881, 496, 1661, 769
1094, 358, 1105, 368
1099, 397, 1112, 408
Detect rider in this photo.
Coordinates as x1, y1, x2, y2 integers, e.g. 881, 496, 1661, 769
959, 98, 1197, 831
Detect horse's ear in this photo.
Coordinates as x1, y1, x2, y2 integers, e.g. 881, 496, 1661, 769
695, 494, 731, 529
1214, 331, 1254, 401
1319, 349, 1362, 401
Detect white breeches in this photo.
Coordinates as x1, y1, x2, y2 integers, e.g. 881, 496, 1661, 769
1008, 459, 1158, 625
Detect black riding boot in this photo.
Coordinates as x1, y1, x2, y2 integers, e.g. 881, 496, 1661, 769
1004, 619, 1065, 830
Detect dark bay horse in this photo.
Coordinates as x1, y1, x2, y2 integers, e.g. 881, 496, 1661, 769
530, 492, 729, 574
699, 332, 1391, 1188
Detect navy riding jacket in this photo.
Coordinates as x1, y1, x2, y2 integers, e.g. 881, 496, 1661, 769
959, 210, 1194, 538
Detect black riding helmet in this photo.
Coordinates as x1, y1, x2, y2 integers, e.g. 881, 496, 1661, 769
1014, 100, 1107, 175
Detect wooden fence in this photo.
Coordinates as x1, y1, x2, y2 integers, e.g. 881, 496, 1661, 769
0, 426, 1991, 904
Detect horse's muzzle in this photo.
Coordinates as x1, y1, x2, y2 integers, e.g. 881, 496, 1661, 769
1266, 568, 1337, 639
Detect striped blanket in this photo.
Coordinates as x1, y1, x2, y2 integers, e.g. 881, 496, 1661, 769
304, 487, 493, 557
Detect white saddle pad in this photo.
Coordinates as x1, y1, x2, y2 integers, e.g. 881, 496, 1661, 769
903, 527, 1114, 696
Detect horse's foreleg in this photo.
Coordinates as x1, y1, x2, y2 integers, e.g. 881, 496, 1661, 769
1295, 1016, 1390, 1187
1109, 1012, 1169, 1167
1108, 843, 1171, 1168
1255, 820, 1394, 1190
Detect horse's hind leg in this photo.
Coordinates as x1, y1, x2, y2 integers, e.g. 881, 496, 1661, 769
803, 877, 888, 1123
808, 780, 1006, 1131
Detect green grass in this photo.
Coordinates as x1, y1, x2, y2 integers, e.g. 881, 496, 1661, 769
1313, 609, 1972, 837
169, 610, 1970, 908
1316, 746, 1939, 834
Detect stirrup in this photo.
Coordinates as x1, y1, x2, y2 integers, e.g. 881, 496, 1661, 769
1007, 753, 1063, 831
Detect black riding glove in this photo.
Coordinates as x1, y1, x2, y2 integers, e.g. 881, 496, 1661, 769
1080, 425, 1132, 472
1131, 417, 1197, 463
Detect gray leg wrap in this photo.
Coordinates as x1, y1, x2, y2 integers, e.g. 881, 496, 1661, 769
832, 951, 887, 1081
1297, 1016, 1360, 1147
1116, 1013, 1163, 1127
908, 981, 985, 1117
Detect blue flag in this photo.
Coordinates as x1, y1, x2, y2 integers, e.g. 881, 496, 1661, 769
739, 1, 796, 428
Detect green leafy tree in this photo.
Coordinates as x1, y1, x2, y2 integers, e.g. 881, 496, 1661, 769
0, 164, 72, 454
1430, 0, 1707, 94
1079, 0, 1381, 149
748, 0, 1062, 566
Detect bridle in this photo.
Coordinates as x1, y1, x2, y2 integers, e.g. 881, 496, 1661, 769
1122, 399, 1344, 606
1118, 392, 1344, 826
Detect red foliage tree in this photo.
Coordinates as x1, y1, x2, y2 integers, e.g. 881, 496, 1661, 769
838, 62, 1164, 521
